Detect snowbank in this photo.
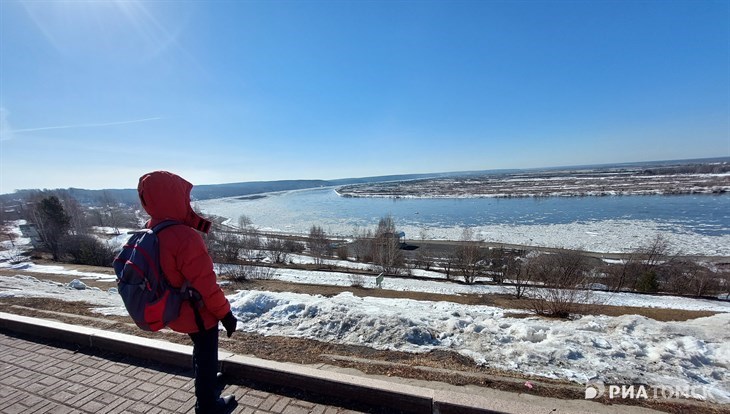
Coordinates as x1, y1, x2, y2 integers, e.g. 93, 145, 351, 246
228, 290, 730, 403
0, 274, 124, 313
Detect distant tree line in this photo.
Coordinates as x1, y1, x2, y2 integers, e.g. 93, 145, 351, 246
640, 163, 730, 176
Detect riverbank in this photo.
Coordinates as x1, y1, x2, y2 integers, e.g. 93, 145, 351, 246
336, 164, 730, 198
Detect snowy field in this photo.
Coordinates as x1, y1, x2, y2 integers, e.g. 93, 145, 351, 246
1, 220, 729, 403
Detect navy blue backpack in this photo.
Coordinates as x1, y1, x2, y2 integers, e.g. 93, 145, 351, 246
113, 220, 203, 331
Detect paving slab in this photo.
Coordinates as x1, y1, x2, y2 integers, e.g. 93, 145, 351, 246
0, 330, 379, 414
0, 312, 682, 414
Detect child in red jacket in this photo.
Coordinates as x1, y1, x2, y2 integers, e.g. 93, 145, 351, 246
138, 170, 238, 414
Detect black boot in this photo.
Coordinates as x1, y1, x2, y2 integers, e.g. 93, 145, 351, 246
215, 395, 237, 414
195, 395, 236, 414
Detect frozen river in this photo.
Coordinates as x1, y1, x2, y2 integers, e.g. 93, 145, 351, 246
197, 188, 730, 256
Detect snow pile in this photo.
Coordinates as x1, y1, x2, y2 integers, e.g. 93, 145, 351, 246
0, 261, 116, 280
68, 279, 88, 290
229, 290, 730, 403
0, 274, 124, 312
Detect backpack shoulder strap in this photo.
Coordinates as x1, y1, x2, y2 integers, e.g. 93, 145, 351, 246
150, 220, 182, 234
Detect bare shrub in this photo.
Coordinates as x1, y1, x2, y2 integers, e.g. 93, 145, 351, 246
413, 246, 435, 270
211, 233, 243, 263
663, 260, 723, 297
349, 273, 366, 287
284, 239, 305, 254
218, 264, 275, 282
488, 247, 510, 284
528, 251, 596, 318
0, 222, 16, 246
264, 237, 290, 264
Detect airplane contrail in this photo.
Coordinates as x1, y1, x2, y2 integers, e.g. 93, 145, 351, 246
8, 117, 163, 133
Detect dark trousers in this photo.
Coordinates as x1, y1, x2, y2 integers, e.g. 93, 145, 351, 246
189, 326, 219, 412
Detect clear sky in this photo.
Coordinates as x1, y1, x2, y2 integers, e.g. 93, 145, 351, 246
1, 0, 728, 193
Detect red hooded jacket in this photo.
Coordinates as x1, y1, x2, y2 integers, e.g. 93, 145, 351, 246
137, 171, 231, 333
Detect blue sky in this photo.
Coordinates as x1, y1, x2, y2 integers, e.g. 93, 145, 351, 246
1, 0, 728, 193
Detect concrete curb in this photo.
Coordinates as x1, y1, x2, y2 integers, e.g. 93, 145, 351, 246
0, 312, 575, 414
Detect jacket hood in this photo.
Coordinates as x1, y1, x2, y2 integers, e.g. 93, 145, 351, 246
137, 171, 211, 233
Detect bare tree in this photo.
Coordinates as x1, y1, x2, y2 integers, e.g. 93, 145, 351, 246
352, 227, 372, 262
237, 216, 261, 261
607, 234, 673, 293
0, 202, 16, 247
452, 228, 486, 284
371, 215, 404, 275
308, 225, 330, 267
690, 268, 722, 297
633, 234, 673, 292
0, 201, 6, 228
238, 214, 253, 229
507, 251, 536, 299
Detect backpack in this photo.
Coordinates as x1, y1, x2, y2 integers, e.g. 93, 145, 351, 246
113, 220, 203, 332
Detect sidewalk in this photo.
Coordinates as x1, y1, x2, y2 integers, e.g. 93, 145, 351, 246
0, 312, 668, 414
0, 331, 373, 414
